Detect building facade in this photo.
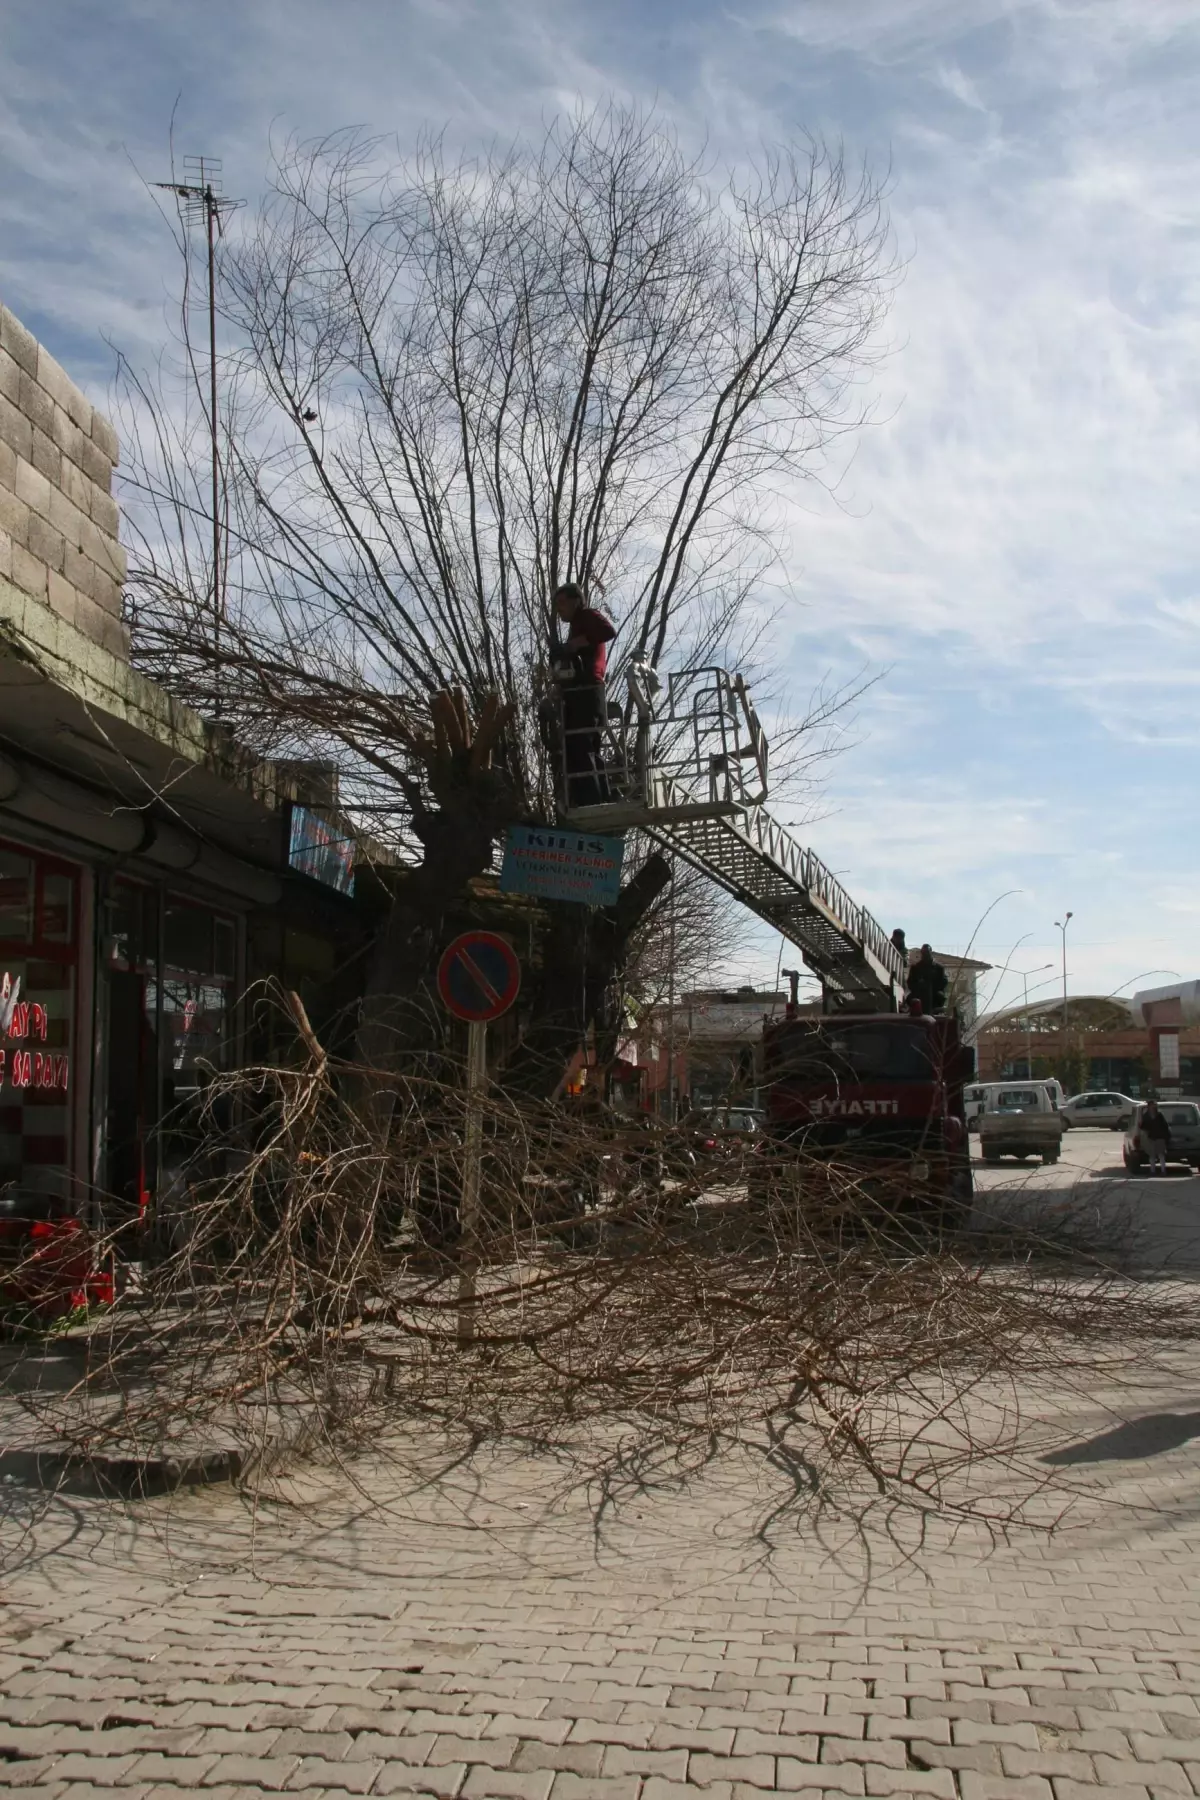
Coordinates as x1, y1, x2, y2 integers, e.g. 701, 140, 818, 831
0, 303, 376, 1229
928, 952, 991, 1042
974, 993, 1200, 1098
634, 987, 806, 1114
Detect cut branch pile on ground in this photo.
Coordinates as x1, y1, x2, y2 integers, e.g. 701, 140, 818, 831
7, 1023, 1198, 1515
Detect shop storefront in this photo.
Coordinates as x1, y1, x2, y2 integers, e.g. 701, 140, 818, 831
0, 839, 82, 1211
0, 305, 374, 1273
0, 827, 245, 1229
100, 876, 240, 1222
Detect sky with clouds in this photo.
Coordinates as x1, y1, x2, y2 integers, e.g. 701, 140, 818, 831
2, 0, 1197, 1015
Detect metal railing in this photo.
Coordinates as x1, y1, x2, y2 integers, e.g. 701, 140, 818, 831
646, 772, 904, 1000
736, 808, 906, 987
554, 663, 771, 825
662, 667, 769, 808
552, 661, 904, 1005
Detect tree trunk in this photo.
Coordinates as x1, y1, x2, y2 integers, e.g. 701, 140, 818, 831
355, 784, 670, 1102
489, 853, 671, 1099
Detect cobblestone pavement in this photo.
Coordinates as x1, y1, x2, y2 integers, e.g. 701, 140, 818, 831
6, 1131, 1200, 1797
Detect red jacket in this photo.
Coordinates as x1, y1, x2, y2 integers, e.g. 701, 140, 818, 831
565, 605, 616, 682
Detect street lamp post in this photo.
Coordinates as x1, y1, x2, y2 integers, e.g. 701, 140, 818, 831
1019, 964, 1054, 1077
1054, 912, 1073, 1082
665, 867, 676, 1120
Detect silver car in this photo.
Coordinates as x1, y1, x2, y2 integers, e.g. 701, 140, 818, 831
1123, 1102, 1200, 1171
1060, 1090, 1136, 1131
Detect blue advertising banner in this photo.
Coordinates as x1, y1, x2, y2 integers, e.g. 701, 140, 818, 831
287, 805, 356, 897
500, 826, 624, 906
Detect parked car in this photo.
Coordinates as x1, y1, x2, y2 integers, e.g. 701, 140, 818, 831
977, 1084, 1065, 1164
1123, 1101, 1200, 1172
682, 1107, 764, 1157
1060, 1091, 1136, 1131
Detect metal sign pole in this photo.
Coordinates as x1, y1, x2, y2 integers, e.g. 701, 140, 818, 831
458, 1018, 487, 1344
436, 931, 520, 1349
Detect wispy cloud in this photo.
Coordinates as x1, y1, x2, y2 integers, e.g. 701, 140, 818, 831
1, 0, 1197, 1010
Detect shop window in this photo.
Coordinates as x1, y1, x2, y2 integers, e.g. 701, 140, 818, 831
105, 882, 241, 1216
108, 881, 158, 974
164, 902, 214, 978
102, 884, 239, 1217
161, 901, 235, 1082
42, 871, 73, 942
103, 879, 160, 1217
214, 916, 236, 981
158, 899, 238, 1178
0, 848, 33, 943
0, 843, 79, 1205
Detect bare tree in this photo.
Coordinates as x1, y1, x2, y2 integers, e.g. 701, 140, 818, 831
119, 106, 894, 1094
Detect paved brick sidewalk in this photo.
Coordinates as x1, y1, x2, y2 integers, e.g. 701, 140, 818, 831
7, 1348, 1200, 1797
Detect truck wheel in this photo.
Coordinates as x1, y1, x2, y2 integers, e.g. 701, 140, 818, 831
935, 1165, 973, 1233
1042, 1150, 1059, 1165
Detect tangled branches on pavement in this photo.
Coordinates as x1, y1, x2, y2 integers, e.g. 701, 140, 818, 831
8, 1012, 1198, 1515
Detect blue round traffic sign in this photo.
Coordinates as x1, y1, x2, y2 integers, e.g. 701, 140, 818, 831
437, 931, 521, 1023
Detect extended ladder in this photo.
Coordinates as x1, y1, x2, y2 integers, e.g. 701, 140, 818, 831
555, 663, 905, 1011
645, 777, 903, 1010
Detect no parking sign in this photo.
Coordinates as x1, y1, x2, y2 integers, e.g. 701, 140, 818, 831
436, 931, 521, 1023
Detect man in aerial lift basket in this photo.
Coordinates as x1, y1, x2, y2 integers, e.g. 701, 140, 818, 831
548, 581, 616, 809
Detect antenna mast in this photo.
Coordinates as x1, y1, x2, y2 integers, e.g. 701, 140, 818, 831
154, 156, 244, 704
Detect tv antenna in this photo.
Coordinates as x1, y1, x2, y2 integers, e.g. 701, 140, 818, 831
153, 156, 245, 704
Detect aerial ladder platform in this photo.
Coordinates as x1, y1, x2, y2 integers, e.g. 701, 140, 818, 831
552, 662, 905, 1012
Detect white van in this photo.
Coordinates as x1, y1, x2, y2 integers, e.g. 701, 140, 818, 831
966, 1079, 1063, 1129
978, 1082, 1065, 1164
964, 1084, 995, 1129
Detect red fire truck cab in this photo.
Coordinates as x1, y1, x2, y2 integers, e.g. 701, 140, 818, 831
756, 1008, 975, 1222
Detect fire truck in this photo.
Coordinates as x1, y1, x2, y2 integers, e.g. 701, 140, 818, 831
754, 990, 975, 1220
555, 661, 975, 1222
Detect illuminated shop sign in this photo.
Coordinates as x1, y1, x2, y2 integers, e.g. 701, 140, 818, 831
287, 806, 356, 897
0, 972, 69, 1092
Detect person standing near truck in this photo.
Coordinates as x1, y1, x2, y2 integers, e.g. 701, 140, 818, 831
907, 944, 948, 1016
1139, 1099, 1171, 1175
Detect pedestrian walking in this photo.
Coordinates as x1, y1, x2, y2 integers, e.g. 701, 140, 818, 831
1139, 1099, 1171, 1175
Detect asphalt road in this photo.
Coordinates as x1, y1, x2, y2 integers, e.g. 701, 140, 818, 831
971, 1123, 1200, 1268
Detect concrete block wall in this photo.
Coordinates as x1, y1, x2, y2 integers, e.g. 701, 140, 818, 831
0, 302, 128, 659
